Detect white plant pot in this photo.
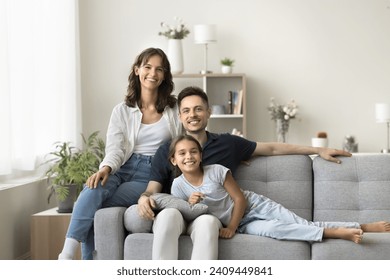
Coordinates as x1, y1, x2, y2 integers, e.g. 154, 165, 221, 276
221, 65, 232, 74
311, 138, 328, 148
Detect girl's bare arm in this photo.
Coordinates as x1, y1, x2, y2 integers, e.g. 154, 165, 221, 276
220, 171, 247, 238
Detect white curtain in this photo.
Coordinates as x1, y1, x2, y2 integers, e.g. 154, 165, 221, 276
0, 0, 81, 178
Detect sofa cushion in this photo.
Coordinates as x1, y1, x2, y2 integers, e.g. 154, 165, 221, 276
312, 233, 390, 259
234, 155, 313, 220
313, 154, 390, 223
124, 233, 311, 260
312, 154, 390, 260
151, 193, 208, 221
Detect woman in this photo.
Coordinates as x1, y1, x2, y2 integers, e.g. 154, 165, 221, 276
58, 48, 182, 260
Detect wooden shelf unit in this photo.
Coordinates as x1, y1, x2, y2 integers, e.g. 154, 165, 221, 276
173, 73, 247, 137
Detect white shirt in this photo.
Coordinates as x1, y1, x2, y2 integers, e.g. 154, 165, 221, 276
99, 102, 182, 174
132, 117, 171, 156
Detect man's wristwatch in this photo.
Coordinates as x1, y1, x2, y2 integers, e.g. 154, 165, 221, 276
140, 192, 151, 198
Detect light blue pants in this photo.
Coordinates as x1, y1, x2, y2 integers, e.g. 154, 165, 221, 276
238, 191, 360, 241
66, 153, 152, 259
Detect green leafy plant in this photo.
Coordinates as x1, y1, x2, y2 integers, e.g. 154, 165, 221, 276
44, 131, 105, 203
220, 57, 235, 66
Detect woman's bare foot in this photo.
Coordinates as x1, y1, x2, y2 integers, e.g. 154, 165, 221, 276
324, 228, 364, 244
360, 221, 390, 232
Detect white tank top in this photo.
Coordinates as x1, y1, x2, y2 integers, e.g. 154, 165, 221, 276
133, 117, 171, 156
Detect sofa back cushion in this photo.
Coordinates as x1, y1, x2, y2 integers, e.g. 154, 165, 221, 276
313, 154, 390, 223
234, 155, 313, 221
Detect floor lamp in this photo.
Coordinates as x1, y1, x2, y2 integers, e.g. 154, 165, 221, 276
375, 103, 390, 153
194, 24, 217, 74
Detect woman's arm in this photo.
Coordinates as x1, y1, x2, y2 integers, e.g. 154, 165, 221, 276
252, 142, 352, 164
99, 104, 127, 173
220, 171, 247, 239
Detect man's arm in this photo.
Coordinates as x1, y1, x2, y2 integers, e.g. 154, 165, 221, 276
137, 180, 163, 220
137, 141, 172, 219
253, 142, 352, 164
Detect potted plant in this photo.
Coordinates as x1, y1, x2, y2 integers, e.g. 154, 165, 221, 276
311, 131, 329, 148
44, 131, 105, 213
220, 57, 235, 74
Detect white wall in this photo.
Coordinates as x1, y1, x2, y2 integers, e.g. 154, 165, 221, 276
79, 0, 390, 152
0, 180, 56, 259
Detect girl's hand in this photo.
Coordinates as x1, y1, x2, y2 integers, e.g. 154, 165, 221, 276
219, 227, 236, 239
188, 192, 205, 205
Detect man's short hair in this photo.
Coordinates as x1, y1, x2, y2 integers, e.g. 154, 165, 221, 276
177, 86, 209, 109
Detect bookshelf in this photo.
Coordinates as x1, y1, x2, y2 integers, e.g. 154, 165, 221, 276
173, 73, 247, 137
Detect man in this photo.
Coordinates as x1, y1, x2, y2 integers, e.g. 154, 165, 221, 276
137, 86, 351, 259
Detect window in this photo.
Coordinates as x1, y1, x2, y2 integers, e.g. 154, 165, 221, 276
0, 0, 81, 181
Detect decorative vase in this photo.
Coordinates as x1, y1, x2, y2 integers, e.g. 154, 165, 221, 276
221, 65, 232, 74
276, 119, 289, 143
167, 39, 184, 74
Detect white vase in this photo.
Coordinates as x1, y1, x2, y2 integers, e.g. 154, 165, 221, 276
221, 65, 232, 74
167, 39, 184, 74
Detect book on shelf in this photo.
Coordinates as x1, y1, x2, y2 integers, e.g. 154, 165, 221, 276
228, 90, 243, 114
228, 91, 233, 114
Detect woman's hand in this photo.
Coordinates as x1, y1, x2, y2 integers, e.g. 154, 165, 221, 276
86, 165, 111, 188
219, 227, 236, 239
188, 192, 205, 205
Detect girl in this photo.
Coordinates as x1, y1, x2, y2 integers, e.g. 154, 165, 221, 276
58, 48, 182, 260
169, 135, 390, 245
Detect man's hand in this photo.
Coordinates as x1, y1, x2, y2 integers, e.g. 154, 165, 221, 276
137, 194, 156, 220
318, 148, 352, 164
86, 165, 111, 188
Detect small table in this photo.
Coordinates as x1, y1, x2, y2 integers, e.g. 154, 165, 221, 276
30, 207, 81, 260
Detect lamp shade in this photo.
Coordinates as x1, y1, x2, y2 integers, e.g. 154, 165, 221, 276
375, 103, 390, 123
194, 24, 217, 44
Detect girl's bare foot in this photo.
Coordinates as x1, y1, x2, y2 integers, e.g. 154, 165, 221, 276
360, 221, 390, 232
324, 228, 364, 244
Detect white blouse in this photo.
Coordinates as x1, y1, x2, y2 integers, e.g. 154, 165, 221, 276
99, 102, 182, 174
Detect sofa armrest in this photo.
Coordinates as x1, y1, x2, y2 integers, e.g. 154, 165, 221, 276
94, 207, 126, 260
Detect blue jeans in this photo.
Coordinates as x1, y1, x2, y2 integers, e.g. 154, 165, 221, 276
238, 191, 360, 241
66, 153, 152, 259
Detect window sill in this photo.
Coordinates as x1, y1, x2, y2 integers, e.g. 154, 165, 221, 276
0, 175, 46, 190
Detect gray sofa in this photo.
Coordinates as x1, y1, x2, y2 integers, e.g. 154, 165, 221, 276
94, 154, 390, 260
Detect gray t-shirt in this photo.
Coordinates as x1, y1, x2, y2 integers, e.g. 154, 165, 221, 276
171, 164, 234, 226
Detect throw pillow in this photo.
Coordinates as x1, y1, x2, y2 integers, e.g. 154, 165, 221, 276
124, 205, 153, 233
151, 193, 208, 221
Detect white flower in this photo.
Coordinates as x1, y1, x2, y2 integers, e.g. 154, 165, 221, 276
158, 17, 190, 39
268, 98, 299, 122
